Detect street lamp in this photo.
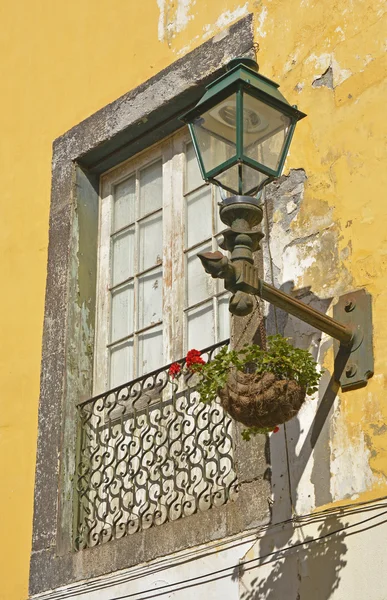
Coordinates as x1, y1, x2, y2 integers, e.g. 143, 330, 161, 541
180, 57, 306, 197
179, 57, 373, 391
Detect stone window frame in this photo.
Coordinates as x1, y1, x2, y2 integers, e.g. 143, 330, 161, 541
30, 14, 270, 597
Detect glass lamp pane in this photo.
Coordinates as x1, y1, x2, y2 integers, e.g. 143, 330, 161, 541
243, 93, 291, 172
191, 93, 237, 175
214, 163, 268, 196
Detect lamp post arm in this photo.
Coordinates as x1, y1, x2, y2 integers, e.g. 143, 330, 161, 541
257, 279, 354, 347
198, 250, 353, 346
198, 249, 373, 389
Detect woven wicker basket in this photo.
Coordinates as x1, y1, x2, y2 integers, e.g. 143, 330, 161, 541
218, 370, 306, 428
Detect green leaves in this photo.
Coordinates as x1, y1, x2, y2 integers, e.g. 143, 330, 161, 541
241, 426, 275, 441
196, 334, 322, 408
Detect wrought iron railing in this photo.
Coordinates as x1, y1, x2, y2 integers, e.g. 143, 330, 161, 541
75, 340, 238, 549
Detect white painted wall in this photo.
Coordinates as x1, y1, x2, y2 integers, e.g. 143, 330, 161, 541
32, 499, 387, 600
31, 533, 256, 600
240, 499, 387, 600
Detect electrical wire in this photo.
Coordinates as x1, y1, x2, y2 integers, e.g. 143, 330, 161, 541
45, 495, 387, 600
107, 503, 387, 600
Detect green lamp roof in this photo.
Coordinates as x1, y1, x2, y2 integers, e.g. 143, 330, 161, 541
181, 58, 306, 124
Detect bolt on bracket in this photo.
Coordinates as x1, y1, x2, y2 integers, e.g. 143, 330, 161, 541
333, 289, 374, 390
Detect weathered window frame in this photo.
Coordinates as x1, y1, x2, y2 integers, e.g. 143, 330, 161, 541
95, 130, 231, 393
30, 14, 271, 597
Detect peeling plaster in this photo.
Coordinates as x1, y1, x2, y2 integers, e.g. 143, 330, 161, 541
335, 26, 345, 41
156, 0, 166, 42
331, 57, 352, 86
289, 398, 317, 514
287, 200, 298, 214
306, 52, 331, 78
284, 49, 300, 73
205, 3, 248, 32
263, 170, 307, 287
370, 423, 387, 436
256, 5, 268, 38
330, 414, 375, 500
157, 0, 194, 43
262, 166, 372, 514
176, 37, 199, 56
312, 66, 334, 89
176, 4, 248, 55
282, 227, 351, 299
175, 0, 193, 33
360, 54, 374, 70
282, 244, 316, 283
309, 53, 353, 89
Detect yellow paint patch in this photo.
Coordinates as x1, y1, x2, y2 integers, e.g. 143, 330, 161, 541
2, 0, 387, 597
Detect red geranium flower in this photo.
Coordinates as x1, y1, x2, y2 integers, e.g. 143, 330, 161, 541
168, 362, 181, 379
272, 426, 280, 433
185, 349, 205, 370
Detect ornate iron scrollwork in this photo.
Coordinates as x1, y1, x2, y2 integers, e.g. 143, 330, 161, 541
75, 340, 238, 549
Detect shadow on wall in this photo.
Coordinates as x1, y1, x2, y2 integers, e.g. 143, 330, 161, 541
239, 282, 350, 598
264, 281, 350, 499
239, 514, 348, 600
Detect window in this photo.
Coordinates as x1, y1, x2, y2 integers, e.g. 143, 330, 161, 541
74, 129, 237, 550
94, 129, 230, 394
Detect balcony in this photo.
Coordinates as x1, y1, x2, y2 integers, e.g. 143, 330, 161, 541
75, 340, 239, 549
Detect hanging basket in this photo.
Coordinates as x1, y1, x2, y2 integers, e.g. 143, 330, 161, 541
218, 370, 306, 428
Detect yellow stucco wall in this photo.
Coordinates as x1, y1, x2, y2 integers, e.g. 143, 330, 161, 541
1, 1, 386, 598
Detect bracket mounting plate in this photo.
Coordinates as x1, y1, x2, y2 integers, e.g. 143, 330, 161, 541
333, 289, 374, 391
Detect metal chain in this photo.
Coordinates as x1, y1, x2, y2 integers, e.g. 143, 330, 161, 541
233, 295, 267, 350
256, 296, 267, 351
234, 295, 259, 349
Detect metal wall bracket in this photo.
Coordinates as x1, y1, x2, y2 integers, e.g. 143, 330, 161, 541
198, 195, 375, 392
333, 289, 374, 390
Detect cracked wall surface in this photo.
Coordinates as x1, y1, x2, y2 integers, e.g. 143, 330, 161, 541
1, 0, 387, 599
255, 0, 387, 508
